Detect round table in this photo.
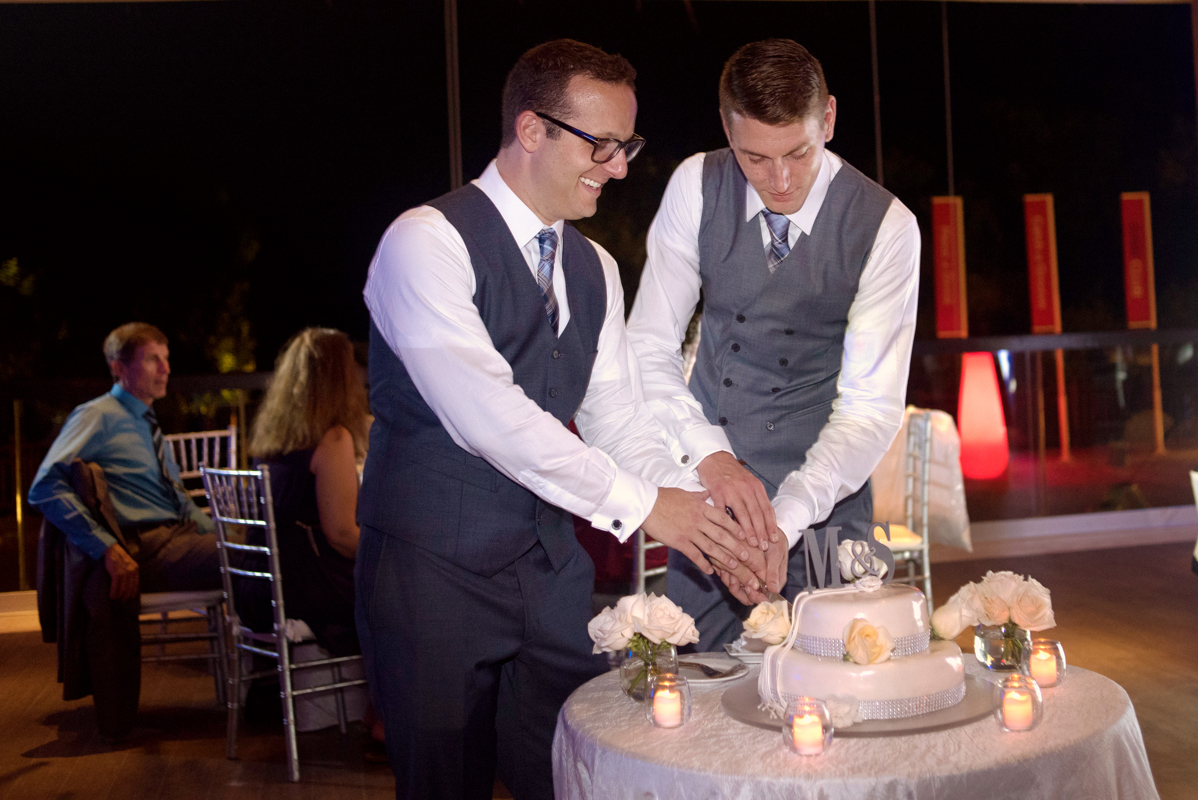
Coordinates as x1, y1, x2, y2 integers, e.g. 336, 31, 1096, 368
552, 660, 1159, 800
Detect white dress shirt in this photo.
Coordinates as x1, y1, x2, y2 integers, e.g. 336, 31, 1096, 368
364, 161, 694, 539
627, 150, 921, 549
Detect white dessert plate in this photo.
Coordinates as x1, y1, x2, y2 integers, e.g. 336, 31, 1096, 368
677, 653, 751, 685
720, 673, 997, 736
723, 636, 768, 664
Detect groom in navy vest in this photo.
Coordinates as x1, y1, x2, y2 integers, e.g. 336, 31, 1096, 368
628, 39, 921, 649
358, 40, 775, 800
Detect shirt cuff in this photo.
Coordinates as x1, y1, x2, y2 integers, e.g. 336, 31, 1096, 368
589, 469, 659, 544
83, 528, 119, 562
676, 425, 734, 472
773, 494, 814, 550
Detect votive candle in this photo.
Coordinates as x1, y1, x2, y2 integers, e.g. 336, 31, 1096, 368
791, 713, 824, 755
1002, 690, 1035, 731
653, 687, 683, 728
1029, 649, 1058, 687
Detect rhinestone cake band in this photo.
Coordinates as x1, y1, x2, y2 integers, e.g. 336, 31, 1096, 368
795, 630, 931, 659
780, 681, 967, 722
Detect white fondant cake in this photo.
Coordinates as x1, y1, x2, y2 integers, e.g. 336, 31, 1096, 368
758, 584, 966, 723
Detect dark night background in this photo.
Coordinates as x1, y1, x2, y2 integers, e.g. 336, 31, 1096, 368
2, 0, 1196, 383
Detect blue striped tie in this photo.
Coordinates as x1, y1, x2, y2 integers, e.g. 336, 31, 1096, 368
535, 227, 560, 332
145, 408, 182, 512
763, 209, 792, 272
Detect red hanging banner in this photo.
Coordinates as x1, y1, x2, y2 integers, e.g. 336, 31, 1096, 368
932, 196, 968, 339
1120, 192, 1157, 330
1023, 194, 1062, 335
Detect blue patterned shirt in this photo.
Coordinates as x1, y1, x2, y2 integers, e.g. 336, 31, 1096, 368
28, 383, 213, 561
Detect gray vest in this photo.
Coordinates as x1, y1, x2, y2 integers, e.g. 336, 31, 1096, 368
358, 184, 607, 577
692, 149, 893, 494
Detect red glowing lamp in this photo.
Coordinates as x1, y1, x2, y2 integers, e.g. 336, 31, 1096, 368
958, 352, 1009, 479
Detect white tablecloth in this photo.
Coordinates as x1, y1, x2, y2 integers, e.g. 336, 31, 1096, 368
552, 661, 1158, 800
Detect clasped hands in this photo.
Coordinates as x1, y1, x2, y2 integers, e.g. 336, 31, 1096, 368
641, 451, 787, 606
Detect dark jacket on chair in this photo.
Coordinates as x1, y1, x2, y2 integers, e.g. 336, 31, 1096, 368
36, 460, 136, 701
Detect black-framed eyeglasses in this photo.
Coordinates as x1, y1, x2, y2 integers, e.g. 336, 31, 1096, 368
535, 112, 646, 164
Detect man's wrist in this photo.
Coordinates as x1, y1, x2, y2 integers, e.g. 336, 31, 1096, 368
772, 495, 812, 550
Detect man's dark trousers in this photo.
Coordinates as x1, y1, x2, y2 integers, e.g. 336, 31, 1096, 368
356, 526, 605, 799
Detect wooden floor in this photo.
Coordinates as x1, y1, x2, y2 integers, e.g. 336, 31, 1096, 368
1, 541, 1195, 799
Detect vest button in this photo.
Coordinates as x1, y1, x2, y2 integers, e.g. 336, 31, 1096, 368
553, 349, 562, 359
549, 388, 559, 398
771, 387, 781, 393
731, 343, 740, 352
784, 329, 794, 335
723, 378, 733, 387
680, 455, 690, 464
736, 314, 746, 323
766, 422, 775, 431
611, 519, 623, 531
779, 358, 789, 367
718, 417, 728, 426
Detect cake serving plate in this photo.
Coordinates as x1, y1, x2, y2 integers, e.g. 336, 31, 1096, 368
720, 670, 998, 736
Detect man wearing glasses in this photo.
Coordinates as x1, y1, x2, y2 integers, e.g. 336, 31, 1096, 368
358, 39, 770, 799
627, 39, 921, 649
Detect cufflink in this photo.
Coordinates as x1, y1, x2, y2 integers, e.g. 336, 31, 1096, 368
680, 455, 690, 465
612, 520, 623, 531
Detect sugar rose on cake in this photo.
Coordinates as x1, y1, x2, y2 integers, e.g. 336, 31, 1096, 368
743, 599, 791, 646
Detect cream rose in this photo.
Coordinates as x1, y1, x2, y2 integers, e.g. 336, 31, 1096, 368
843, 618, 895, 665
587, 605, 634, 654
981, 570, 1024, 604
838, 540, 889, 581
636, 594, 700, 646
931, 587, 979, 640
974, 582, 1011, 626
743, 599, 791, 645
615, 593, 647, 626
1008, 578, 1056, 631
825, 695, 864, 728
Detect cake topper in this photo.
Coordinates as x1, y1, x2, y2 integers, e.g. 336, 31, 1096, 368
800, 522, 896, 591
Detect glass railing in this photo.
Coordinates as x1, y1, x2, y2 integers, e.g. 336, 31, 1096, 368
909, 329, 1198, 521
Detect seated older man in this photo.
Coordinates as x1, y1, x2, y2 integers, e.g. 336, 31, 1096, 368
29, 322, 224, 739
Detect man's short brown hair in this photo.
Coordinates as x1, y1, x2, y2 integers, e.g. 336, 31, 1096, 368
719, 39, 828, 128
500, 39, 636, 149
103, 322, 168, 376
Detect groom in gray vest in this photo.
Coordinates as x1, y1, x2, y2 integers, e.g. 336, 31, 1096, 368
628, 39, 921, 649
358, 40, 770, 800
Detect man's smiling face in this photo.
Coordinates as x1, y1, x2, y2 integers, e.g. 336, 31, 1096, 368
527, 74, 637, 223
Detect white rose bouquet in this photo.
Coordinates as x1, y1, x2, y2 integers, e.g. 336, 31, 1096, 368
588, 592, 700, 699
930, 571, 1055, 669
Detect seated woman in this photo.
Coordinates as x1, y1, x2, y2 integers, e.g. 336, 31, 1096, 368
244, 327, 369, 657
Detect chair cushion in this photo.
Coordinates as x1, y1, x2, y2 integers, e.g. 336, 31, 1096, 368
875, 524, 923, 548
140, 590, 224, 613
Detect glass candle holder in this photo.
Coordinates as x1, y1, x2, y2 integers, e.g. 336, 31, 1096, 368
644, 673, 692, 729
1022, 639, 1066, 688
782, 697, 833, 755
994, 674, 1043, 733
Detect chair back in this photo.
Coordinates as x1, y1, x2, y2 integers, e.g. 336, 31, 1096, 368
200, 465, 286, 640
166, 426, 238, 506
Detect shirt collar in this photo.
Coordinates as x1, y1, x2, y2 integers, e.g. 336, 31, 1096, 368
110, 383, 150, 417
474, 160, 565, 250
744, 149, 836, 236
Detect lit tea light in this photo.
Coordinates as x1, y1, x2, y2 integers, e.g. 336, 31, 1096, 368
791, 714, 824, 755
1030, 650, 1058, 687
653, 687, 683, 728
645, 674, 692, 729
1002, 690, 1034, 731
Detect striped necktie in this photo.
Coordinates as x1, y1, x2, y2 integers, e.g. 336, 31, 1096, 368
763, 209, 792, 273
535, 227, 560, 333
144, 408, 182, 511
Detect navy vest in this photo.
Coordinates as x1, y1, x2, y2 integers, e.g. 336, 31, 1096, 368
692, 149, 894, 494
358, 184, 607, 576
